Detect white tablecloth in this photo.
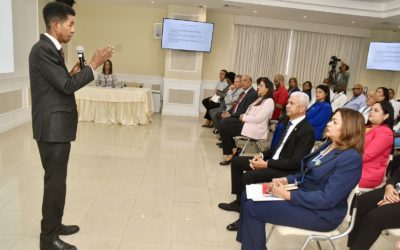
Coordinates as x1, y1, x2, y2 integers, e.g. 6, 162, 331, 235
75, 86, 153, 125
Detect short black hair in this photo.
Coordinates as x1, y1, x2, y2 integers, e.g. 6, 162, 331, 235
316, 84, 331, 103
43, 2, 76, 30
56, 0, 76, 7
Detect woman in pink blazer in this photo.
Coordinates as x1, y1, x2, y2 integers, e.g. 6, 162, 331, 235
219, 77, 274, 165
359, 101, 394, 188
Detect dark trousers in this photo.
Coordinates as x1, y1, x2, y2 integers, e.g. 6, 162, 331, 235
202, 97, 220, 120
220, 120, 243, 155
231, 156, 293, 203
348, 187, 400, 250
37, 141, 71, 243
209, 107, 223, 130
237, 193, 337, 250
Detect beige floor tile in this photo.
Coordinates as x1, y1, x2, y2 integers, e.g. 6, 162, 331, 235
123, 218, 172, 244
1, 114, 399, 250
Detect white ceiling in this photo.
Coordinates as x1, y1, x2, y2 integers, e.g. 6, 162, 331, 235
78, 0, 400, 31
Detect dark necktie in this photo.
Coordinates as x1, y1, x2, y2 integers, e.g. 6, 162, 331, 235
59, 48, 65, 62
273, 121, 293, 154
230, 91, 246, 113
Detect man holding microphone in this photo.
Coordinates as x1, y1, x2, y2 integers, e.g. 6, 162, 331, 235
29, 2, 113, 249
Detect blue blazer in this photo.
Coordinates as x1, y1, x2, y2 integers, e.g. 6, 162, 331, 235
286, 142, 362, 226
306, 101, 332, 140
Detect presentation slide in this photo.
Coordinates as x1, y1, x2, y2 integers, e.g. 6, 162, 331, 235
162, 19, 214, 53
366, 42, 400, 71
0, 0, 14, 73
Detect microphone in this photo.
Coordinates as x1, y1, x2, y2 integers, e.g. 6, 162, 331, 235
76, 45, 85, 69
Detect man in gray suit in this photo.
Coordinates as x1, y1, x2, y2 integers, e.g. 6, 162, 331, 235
29, 2, 113, 250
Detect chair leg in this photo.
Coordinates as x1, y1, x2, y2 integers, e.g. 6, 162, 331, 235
240, 139, 250, 156
301, 236, 313, 250
326, 239, 336, 250
255, 141, 262, 153
316, 241, 322, 250
265, 225, 275, 244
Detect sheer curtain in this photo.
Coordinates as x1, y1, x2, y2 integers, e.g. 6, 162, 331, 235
288, 30, 365, 88
231, 25, 291, 79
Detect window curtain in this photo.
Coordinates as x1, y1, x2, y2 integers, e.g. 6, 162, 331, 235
231, 25, 291, 80
288, 30, 365, 88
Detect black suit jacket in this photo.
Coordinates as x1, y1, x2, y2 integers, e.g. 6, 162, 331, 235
230, 87, 258, 118
263, 118, 315, 171
29, 34, 94, 142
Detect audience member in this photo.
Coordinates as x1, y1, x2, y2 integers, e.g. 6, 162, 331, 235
389, 88, 400, 121
218, 92, 314, 226
96, 59, 117, 87
343, 83, 366, 110
237, 108, 364, 250
219, 75, 258, 123
306, 84, 332, 140
219, 78, 274, 165
331, 82, 348, 112
359, 101, 394, 188
201, 69, 228, 127
359, 91, 376, 124
287, 77, 300, 96
322, 78, 335, 102
375, 86, 390, 102
394, 121, 400, 148
347, 163, 400, 250
271, 74, 289, 120
302, 81, 312, 101
210, 75, 242, 133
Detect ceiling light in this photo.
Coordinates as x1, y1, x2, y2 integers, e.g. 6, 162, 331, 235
303, 15, 307, 19
150, 1, 154, 4
253, 10, 258, 13
351, 21, 355, 24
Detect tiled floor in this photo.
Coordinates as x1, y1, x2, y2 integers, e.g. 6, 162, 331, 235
0, 114, 397, 250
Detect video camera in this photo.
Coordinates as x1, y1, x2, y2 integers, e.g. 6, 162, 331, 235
329, 56, 341, 69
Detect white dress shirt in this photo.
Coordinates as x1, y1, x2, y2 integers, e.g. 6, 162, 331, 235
272, 115, 306, 160
331, 92, 348, 112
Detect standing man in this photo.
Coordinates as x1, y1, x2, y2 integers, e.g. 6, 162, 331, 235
29, 3, 113, 250
272, 74, 288, 120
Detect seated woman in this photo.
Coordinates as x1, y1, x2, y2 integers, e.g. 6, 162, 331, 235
237, 108, 365, 250
306, 84, 332, 140
287, 77, 300, 96
201, 69, 229, 128
96, 59, 117, 87
219, 77, 274, 165
302, 81, 312, 101
359, 101, 394, 188
347, 162, 400, 250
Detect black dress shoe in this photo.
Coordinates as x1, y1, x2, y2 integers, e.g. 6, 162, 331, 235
58, 224, 80, 235
218, 200, 240, 212
40, 238, 77, 250
219, 160, 232, 165
226, 219, 239, 231
213, 129, 219, 134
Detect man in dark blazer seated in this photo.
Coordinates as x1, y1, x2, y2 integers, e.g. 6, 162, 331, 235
218, 74, 258, 164
29, 2, 113, 250
218, 92, 315, 230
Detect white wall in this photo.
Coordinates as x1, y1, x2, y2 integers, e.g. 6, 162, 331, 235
0, 0, 38, 133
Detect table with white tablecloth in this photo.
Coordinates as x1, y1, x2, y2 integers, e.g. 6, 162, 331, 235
75, 86, 153, 125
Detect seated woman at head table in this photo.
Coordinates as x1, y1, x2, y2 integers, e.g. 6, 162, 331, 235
96, 59, 117, 87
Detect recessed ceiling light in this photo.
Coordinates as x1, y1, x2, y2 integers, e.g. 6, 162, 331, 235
150, 1, 154, 4
351, 21, 355, 24
253, 10, 258, 13
303, 15, 307, 19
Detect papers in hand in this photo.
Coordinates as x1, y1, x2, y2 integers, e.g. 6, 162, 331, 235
246, 183, 298, 201
210, 94, 221, 103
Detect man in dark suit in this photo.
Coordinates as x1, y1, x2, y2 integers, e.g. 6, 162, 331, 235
29, 3, 113, 250
218, 92, 315, 231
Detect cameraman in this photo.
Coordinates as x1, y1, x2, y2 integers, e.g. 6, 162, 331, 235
335, 62, 350, 91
